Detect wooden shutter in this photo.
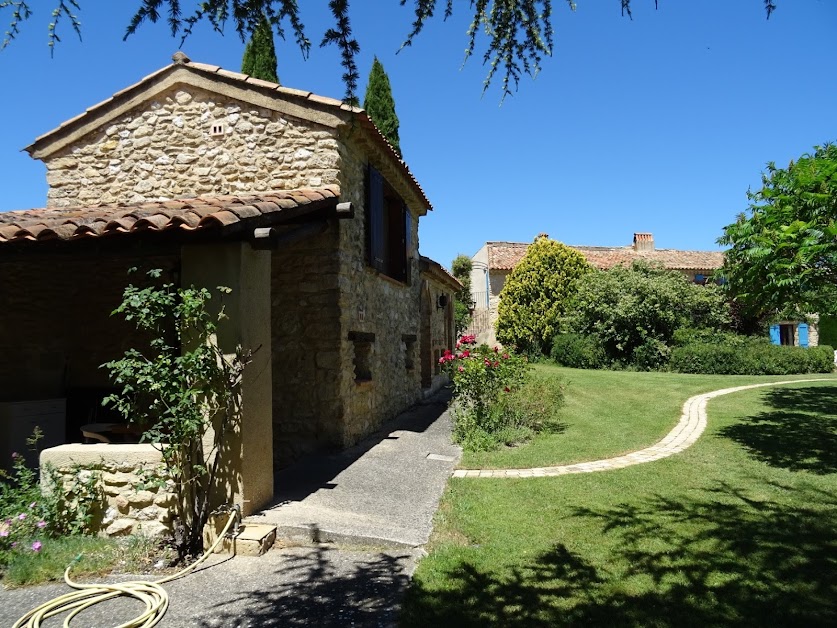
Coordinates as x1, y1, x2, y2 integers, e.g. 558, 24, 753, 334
403, 205, 412, 284
769, 324, 780, 345
798, 322, 809, 348
367, 166, 385, 272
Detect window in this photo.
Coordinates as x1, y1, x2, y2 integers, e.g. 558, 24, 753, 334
349, 332, 375, 382
367, 165, 412, 283
779, 324, 795, 346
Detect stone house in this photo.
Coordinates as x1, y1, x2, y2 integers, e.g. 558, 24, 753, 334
468, 232, 726, 345
466, 232, 819, 349
0, 53, 458, 535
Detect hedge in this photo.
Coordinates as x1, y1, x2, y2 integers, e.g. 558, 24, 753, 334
670, 336, 834, 375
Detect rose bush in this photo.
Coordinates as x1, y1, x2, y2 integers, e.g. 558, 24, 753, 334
441, 336, 563, 450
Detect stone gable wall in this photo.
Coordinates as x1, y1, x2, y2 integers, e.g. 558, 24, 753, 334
43, 86, 342, 207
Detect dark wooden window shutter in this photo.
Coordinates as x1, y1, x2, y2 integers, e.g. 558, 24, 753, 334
367, 165, 385, 272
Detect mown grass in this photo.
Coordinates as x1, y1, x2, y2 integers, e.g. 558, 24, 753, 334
403, 372, 837, 627
461, 365, 835, 469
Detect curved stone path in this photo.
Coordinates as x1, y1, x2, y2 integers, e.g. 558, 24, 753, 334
451, 378, 832, 479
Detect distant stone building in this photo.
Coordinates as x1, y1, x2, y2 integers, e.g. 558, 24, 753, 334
468, 233, 725, 346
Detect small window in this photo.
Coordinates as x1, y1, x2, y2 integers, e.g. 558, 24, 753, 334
367, 165, 411, 283
349, 332, 375, 382
779, 324, 795, 346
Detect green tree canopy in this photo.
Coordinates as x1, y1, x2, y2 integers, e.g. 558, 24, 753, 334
719, 143, 837, 319
363, 56, 400, 155
2, 1, 778, 102
451, 254, 473, 336
563, 261, 731, 367
496, 235, 592, 354
241, 13, 279, 83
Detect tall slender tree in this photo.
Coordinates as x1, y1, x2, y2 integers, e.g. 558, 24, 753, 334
363, 56, 401, 156
241, 13, 279, 84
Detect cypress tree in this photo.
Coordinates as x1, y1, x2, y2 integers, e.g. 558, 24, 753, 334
241, 14, 279, 84
362, 57, 401, 156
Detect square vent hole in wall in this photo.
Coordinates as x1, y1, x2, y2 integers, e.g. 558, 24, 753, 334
403, 334, 416, 370
210, 123, 226, 137
349, 332, 375, 382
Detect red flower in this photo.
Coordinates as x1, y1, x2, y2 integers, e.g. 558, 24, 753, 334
504, 386, 511, 392
462, 350, 470, 358
458, 366, 464, 372
502, 353, 510, 360
493, 346, 499, 353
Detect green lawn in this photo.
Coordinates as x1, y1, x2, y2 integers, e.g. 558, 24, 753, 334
462, 365, 836, 469
403, 369, 837, 627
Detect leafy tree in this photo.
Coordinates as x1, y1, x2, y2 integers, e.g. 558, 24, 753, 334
241, 13, 280, 83
496, 235, 592, 355
719, 143, 837, 319
1, 1, 778, 101
563, 261, 731, 368
363, 56, 401, 155
451, 254, 473, 336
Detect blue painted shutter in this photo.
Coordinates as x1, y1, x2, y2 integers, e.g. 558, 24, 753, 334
769, 324, 780, 345
367, 166, 385, 272
695, 274, 705, 284
798, 323, 809, 348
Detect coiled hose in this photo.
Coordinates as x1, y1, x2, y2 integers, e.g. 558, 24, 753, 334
13, 505, 241, 628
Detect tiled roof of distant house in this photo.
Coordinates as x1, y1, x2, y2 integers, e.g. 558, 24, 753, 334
485, 234, 724, 272
0, 186, 340, 246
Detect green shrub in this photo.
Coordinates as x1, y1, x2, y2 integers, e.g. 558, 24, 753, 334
550, 333, 607, 369
496, 235, 592, 355
564, 262, 731, 368
442, 338, 564, 451
670, 335, 835, 375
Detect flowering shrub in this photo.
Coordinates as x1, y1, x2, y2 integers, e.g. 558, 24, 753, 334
440, 337, 531, 449
0, 452, 52, 570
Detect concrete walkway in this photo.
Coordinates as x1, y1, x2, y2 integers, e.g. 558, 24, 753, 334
452, 378, 831, 479
250, 389, 461, 549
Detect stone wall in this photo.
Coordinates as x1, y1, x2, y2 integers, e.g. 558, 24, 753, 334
43, 86, 342, 207
333, 138, 423, 447
41, 444, 175, 538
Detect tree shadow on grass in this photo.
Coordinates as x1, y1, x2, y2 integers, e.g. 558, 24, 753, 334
719, 386, 837, 474
401, 482, 837, 627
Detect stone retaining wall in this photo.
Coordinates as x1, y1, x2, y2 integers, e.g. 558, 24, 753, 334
41, 444, 175, 538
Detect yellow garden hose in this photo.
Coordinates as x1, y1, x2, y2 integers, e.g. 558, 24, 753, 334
13, 506, 241, 628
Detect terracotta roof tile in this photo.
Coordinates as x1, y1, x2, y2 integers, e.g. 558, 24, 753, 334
419, 256, 463, 292
485, 241, 724, 272
0, 186, 341, 247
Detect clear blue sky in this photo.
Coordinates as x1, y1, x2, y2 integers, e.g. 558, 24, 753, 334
0, 1, 835, 268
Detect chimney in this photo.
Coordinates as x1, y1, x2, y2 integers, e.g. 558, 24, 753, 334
633, 232, 654, 252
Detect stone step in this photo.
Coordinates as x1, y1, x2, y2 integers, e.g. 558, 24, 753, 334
203, 515, 277, 557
